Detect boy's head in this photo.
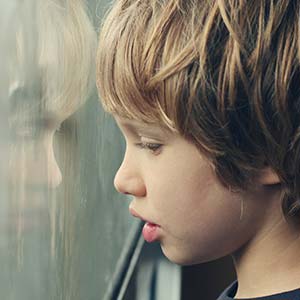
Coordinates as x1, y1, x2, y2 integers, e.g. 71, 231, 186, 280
97, 0, 300, 231
5, 0, 96, 234
7, 0, 96, 187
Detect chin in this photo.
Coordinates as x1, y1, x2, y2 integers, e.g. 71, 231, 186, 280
160, 243, 229, 266
160, 244, 203, 266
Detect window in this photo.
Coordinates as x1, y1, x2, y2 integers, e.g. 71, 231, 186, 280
0, 1, 138, 299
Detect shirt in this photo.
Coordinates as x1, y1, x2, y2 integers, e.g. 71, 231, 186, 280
217, 280, 300, 300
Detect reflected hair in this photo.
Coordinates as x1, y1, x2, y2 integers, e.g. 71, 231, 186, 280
96, 0, 300, 224
10, 0, 97, 120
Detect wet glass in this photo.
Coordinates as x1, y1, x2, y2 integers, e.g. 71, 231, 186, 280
0, 1, 138, 299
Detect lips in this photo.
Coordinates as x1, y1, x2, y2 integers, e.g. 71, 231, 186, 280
129, 206, 161, 242
129, 206, 159, 226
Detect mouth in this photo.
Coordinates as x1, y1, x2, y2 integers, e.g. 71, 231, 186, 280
129, 207, 161, 243
129, 207, 158, 225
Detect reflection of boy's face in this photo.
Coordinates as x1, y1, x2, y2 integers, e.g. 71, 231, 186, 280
7, 71, 69, 189
2, 0, 96, 233
4, 80, 68, 231
5, 50, 71, 232
113, 115, 273, 265
8, 102, 64, 189
7, 52, 63, 190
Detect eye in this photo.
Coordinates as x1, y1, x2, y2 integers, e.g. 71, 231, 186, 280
10, 123, 42, 141
135, 142, 162, 153
10, 118, 62, 141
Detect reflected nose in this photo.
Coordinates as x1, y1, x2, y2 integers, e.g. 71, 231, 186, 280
47, 150, 62, 189
25, 145, 62, 188
40, 135, 63, 188
114, 157, 146, 197
8, 135, 62, 189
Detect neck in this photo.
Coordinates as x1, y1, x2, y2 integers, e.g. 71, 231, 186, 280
232, 213, 300, 299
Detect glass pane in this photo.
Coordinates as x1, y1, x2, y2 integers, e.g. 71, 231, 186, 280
0, 1, 138, 299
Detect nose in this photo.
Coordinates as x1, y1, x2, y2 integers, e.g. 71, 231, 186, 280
8, 134, 62, 189
46, 150, 62, 189
114, 155, 146, 197
44, 134, 63, 188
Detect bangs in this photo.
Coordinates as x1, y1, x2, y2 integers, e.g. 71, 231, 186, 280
96, 0, 196, 133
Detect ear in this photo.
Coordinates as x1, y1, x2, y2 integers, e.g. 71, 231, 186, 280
256, 167, 281, 186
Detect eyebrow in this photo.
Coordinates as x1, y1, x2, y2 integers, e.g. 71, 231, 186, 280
115, 118, 171, 139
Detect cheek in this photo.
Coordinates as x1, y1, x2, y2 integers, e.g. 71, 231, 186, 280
149, 158, 216, 220
145, 153, 261, 264
157, 180, 256, 265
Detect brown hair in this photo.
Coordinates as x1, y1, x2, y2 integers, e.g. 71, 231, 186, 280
96, 0, 300, 223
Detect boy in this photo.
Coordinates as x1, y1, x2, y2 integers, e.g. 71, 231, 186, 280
96, 0, 300, 299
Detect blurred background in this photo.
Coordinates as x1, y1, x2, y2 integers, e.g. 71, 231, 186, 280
0, 0, 236, 299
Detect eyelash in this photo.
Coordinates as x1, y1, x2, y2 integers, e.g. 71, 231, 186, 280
135, 142, 162, 153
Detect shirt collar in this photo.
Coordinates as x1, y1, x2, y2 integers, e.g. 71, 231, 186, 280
216, 280, 238, 300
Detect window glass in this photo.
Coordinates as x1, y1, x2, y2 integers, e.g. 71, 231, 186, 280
0, 1, 137, 299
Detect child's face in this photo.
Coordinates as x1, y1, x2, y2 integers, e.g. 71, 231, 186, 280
114, 115, 272, 265
6, 82, 66, 231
